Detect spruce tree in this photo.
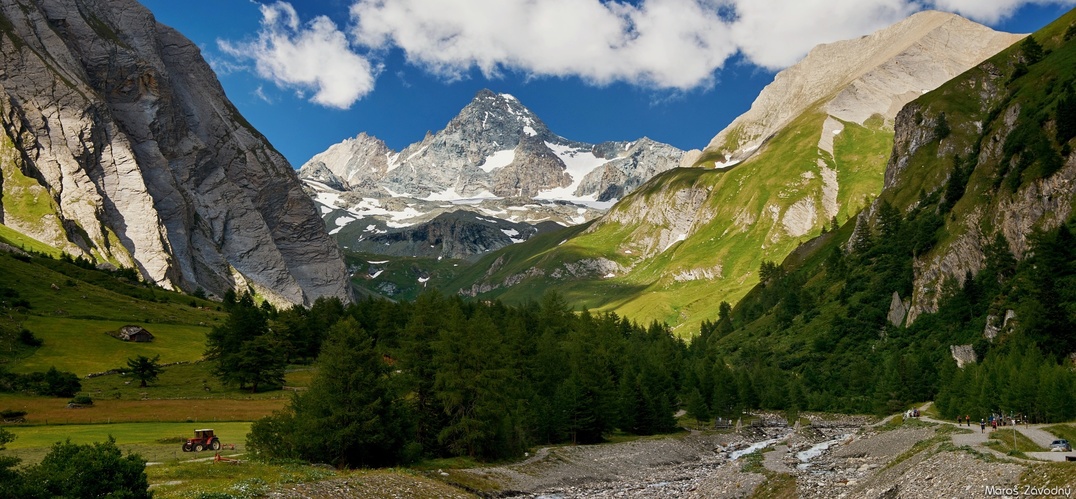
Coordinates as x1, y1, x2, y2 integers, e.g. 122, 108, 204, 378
123, 355, 162, 388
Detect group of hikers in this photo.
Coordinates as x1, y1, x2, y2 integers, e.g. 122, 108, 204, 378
957, 413, 1028, 433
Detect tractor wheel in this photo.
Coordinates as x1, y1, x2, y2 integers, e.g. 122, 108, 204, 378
210, 440, 221, 451
195, 443, 204, 452
182, 443, 192, 452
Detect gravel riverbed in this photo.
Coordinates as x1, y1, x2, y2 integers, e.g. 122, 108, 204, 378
266, 413, 1070, 498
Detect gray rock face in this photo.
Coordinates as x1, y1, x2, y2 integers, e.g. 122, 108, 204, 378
577, 138, 685, 201
298, 89, 685, 250
0, 0, 350, 306
888, 292, 909, 327
878, 51, 1075, 325
983, 310, 1016, 342
950, 344, 977, 368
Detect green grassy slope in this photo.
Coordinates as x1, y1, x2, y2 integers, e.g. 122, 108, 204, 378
0, 244, 224, 375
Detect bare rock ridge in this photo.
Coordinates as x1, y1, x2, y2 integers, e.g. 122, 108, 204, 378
697, 10, 1023, 167
0, 0, 350, 306
298, 90, 684, 260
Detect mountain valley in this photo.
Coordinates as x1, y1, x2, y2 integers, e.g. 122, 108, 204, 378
3, 1, 1076, 498
436, 11, 1022, 332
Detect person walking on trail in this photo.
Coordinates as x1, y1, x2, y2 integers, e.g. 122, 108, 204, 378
966, 415, 970, 426
981, 419, 986, 433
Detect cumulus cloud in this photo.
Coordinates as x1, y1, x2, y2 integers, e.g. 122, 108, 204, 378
729, 0, 917, 69
350, 0, 736, 89
220, 0, 1076, 108
218, 1, 378, 109
348, 0, 1073, 87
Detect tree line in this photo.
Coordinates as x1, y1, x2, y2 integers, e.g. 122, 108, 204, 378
224, 292, 686, 467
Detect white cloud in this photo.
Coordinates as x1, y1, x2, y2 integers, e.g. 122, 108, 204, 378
349, 0, 736, 89
347, 0, 1072, 88
218, 1, 378, 109
729, 0, 917, 69
219, 0, 1076, 107
253, 85, 273, 104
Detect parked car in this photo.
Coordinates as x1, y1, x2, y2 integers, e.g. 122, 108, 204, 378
1049, 439, 1071, 452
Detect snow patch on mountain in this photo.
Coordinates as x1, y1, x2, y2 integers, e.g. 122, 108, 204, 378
481, 149, 516, 172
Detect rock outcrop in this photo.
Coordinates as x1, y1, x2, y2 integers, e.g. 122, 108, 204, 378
888, 292, 909, 326
0, 0, 350, 306
343, 211, 562, 261
950, 345, 977, 368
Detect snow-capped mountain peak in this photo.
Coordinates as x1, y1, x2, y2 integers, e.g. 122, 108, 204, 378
298, 88, 684, 259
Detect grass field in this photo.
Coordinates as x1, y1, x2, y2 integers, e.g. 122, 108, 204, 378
14, 318, 211, 375
80, 361, 312, 400
0, 393, 288, 425
0, 224, 61, 258
2, 421, 251, 464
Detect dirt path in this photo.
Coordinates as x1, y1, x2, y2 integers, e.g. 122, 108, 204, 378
915, 402, 1070, 461
1016, 426, 1061, 448
762, 444, 794, 473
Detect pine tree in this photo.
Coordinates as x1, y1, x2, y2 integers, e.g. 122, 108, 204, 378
1056, 83, 1076, 145
123, 355, 162, 388
205, 295, 285, 392
434, 309, 520, 458
249, 317, 412, 467
1020, 35, 1044, 65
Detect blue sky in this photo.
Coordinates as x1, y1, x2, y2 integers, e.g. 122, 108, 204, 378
138, 0, 1076, 167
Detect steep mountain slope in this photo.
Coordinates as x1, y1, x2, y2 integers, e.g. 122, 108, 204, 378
695, 7, 1076, 418
696, 10, 1022, 168
0, 0, 350, 306
446, 12, 1020, 332
300, 90, 683, 260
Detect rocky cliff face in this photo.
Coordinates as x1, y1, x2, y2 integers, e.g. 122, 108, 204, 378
873, 38, 1076, 323
0, 0, 350, 306
299, 89, 684, 259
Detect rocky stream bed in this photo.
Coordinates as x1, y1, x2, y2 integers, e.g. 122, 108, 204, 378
268, 411, 1076, 498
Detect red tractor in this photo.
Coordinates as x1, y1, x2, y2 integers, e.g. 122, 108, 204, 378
182, 429, 221, 452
